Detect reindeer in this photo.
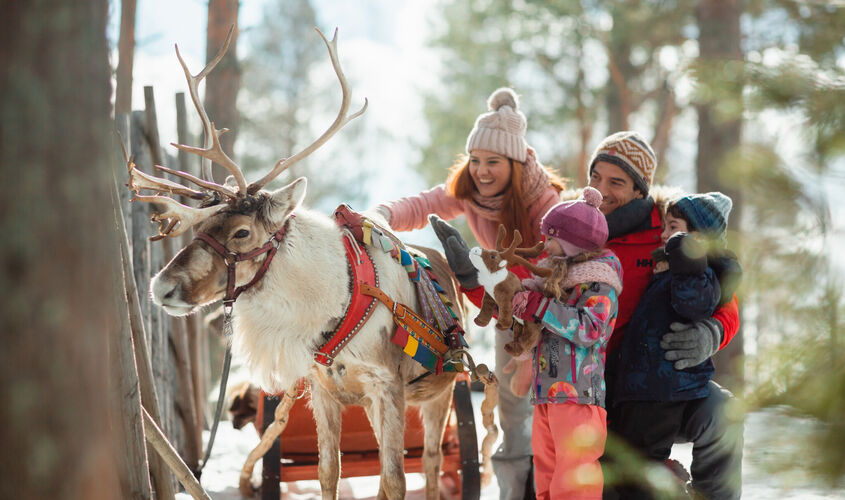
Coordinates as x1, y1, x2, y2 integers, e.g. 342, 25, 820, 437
125, 27, 497, 499
468, 225, 552, 357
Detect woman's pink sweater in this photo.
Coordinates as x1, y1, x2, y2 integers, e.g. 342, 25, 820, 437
379, 184, 561, 249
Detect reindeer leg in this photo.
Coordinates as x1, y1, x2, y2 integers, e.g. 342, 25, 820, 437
474, 293, 496, 327
366, 376, 406, 500
420, 383, 454, 500
238, 385, 298, 498
310, 387, 343, 500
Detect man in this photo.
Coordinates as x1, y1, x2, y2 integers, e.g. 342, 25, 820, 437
588, 131, 742, 500
432, 131, 742, 500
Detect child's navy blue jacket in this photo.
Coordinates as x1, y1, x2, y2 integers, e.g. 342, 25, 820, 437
613, 261, 721, 403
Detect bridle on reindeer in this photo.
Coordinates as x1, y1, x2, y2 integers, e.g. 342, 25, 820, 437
121, 25, 366, 479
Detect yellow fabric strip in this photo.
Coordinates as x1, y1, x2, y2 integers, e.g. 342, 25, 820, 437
403, 334, 419, 356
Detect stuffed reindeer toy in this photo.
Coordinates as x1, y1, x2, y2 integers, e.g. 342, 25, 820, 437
469, 225, 552, 357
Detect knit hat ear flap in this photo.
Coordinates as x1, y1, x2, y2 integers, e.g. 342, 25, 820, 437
466, 88, 528, 163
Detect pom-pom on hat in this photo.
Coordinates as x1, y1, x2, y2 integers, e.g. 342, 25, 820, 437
465, 88, 528, 163
589, 131, 657, 194
671, 192, 733, 239
541, 187, 608, 251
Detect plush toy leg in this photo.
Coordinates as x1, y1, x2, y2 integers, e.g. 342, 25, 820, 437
504, 322, 542, 358
475, 293, 497, 327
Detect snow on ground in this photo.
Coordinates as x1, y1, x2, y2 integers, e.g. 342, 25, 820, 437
178, 394, 845, 499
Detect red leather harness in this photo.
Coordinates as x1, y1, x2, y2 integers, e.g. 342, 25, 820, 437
312, 234, 379, 366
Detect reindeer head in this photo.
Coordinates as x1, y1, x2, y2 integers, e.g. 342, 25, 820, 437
150, 178, 306, 316
126, 27, 366, 316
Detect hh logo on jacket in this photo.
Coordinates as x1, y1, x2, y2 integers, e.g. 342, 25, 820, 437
636, 258, 653, 268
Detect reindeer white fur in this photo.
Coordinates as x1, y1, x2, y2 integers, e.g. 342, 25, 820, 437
151, 178, 460, 499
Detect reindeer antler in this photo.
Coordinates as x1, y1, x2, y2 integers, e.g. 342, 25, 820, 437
172, 24, 248, 194
495, 225, 553, 278
123, 25, 366, 240
247, 28, 368, 192
132, 195, 227, 241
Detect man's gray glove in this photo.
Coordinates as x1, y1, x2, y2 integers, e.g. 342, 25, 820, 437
428, 215, 479, 289
660, 319, 723, 370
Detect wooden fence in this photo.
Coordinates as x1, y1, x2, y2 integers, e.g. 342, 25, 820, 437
113, 86, 223, 499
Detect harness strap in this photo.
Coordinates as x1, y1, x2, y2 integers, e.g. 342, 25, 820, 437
313, 235, 378, 366
194, 216, 293, 306
360, 282, 449, 356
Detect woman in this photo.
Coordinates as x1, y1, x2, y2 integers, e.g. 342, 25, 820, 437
375, 87, 566, 500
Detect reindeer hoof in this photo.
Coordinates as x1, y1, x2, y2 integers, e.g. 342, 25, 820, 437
475, 317, 490, 327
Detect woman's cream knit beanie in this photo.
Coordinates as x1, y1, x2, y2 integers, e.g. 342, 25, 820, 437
465, 87, 528, 163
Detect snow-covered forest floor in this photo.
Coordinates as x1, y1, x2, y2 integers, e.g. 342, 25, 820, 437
178, 394, 845, 499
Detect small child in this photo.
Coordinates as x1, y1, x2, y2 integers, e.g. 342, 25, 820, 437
611, 191, 741, 499
510, 186, 623, 500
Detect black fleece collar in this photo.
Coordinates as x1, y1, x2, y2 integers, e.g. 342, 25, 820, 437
606, 196, 656, 240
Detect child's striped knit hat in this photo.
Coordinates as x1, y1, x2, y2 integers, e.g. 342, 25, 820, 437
672, 192, 733, 239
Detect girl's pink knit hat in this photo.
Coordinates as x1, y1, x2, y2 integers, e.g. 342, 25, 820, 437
541, 187, 608, 251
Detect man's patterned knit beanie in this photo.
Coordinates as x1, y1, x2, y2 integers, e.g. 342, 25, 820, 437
589, 131, 657, 194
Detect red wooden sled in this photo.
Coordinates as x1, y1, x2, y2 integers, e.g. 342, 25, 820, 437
254, 373, 481, 499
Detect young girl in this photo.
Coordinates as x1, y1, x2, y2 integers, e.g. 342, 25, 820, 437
375, 87, 566, 498
510, 187, 623, 500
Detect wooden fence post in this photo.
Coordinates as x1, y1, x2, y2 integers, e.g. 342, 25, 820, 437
128, 108, 178, 499
111, 117, 153, 500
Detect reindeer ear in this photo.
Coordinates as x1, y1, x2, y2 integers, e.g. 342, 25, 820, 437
267, 177, 307, 226
498, 260, 507, 269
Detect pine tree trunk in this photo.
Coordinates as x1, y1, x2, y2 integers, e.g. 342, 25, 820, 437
0, 1, 124, 498
205, 0, 240, 183
696, 0, 745, 393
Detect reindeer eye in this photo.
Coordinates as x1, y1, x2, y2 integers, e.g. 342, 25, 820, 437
233, 229, 250, 239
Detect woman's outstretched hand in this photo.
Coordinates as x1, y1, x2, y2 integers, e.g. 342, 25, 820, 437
429, 215, 479, 289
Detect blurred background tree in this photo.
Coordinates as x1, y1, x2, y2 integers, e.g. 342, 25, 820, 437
238, 0, 373, 210
1, 1, 126, 498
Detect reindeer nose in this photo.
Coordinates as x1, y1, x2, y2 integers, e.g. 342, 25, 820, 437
151, 275, 182, 306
